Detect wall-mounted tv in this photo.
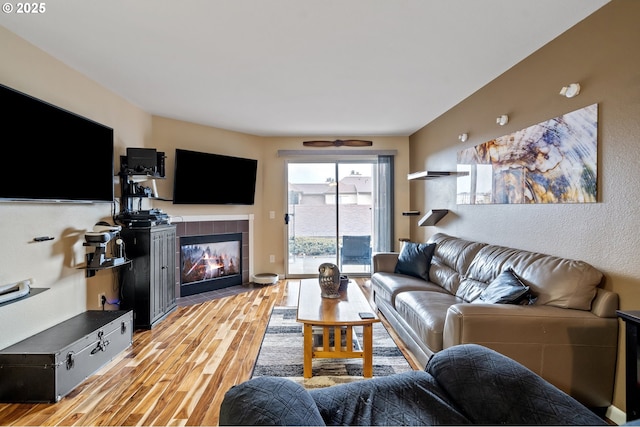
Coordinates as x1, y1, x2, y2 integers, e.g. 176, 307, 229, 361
173, 149, 257, 205
0, 84, 114, 203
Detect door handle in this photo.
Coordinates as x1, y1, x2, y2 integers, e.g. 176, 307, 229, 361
284, 213, 293, 225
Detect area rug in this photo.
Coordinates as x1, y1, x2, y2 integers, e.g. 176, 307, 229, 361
251, 306, 413, 389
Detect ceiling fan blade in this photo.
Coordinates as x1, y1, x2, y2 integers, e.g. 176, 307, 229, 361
302, 139, 373, 147
341, 140, 373, 146
303, 141, 337, 147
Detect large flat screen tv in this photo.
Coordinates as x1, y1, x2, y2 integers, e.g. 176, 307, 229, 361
0, 84, 114, 203
173, 148, 257, 205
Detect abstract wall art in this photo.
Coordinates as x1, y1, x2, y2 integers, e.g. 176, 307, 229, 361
457, 103, 598, 204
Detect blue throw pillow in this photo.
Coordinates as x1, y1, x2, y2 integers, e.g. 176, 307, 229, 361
394, 242, 436, 280
473, 267, 534, 305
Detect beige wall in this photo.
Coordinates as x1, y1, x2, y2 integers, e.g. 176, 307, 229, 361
0, 26, 411, 349
409, 0, 640, 412
0, 26, 152, 348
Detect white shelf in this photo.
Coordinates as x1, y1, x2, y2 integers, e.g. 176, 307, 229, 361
117, 173, 164, 183
407, 171, 468, 180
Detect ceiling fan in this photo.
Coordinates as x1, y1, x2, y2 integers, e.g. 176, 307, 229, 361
303, 139, 373, 147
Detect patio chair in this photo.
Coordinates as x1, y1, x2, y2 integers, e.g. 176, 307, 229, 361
340, 235, 372, 270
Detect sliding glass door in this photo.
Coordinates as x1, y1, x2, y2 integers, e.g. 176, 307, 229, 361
286, 158, 391, 277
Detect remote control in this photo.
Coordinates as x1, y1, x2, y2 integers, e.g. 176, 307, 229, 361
359, 312, 375, 319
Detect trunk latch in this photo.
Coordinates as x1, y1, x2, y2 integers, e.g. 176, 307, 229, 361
90, 330, 110, 355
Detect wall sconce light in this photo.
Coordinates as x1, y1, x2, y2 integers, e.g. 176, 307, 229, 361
458, 133, 468, 142
559, 83, 581, 98
496, 114, 509, 126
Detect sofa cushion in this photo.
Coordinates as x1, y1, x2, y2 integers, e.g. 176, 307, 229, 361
371, 272, 449, 308
472, 267, 533, 305
426, 344, 607, 425
465, 244, 602, 310
427, 233, 486, 294
395, 290, 464, 353
394, 242, 436, 280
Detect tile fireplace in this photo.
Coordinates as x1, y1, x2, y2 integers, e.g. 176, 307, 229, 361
179, 233, 242, 296
173, 217, 251, 298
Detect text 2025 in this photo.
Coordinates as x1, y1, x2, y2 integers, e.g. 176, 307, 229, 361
17, 2, 46, 13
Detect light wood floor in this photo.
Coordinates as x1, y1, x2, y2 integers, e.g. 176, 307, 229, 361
0, 279, 420, 426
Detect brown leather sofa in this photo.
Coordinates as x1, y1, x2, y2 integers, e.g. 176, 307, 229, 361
371, 233, 618, 409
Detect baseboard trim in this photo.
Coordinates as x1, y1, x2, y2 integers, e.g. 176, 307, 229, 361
606, 404, 625, 425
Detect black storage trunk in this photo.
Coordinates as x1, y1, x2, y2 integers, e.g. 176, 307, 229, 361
0, 310, 133, 403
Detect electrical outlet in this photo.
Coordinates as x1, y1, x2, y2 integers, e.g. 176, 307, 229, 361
269, 254, 275, 263
98, 293, 106, 307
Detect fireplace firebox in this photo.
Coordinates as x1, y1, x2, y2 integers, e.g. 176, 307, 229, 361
179, 233, 242, 297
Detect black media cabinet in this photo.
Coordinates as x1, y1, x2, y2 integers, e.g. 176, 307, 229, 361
120, 224, 177, 329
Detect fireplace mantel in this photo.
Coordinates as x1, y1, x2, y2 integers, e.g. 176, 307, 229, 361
170, 214, 254, 223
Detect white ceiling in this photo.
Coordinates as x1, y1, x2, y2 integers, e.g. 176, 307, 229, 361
1, 0, 609, 137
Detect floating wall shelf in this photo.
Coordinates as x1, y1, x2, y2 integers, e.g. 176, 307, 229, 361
418, 209, 449, 226
0, 288, 48, 308
408, 170, 465, 226
407, 171, 468, 180
80, 260, 131, 278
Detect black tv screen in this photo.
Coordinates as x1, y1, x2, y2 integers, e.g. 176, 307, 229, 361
173, 149, 257, 205
0, 84, 114, 203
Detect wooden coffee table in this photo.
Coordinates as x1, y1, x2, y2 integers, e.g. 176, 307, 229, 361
296, 278, 380, 378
